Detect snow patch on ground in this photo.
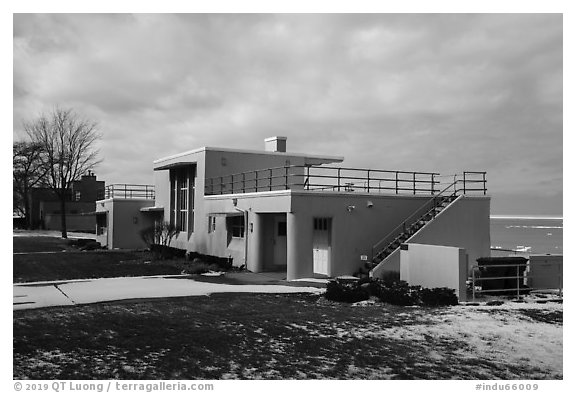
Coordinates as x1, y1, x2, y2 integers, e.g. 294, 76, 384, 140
380, 304, 562, 377
290, 278, 330, 284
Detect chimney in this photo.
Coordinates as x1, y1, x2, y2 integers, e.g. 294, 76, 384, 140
82, 170, 96, 180
264, 136, 287, 153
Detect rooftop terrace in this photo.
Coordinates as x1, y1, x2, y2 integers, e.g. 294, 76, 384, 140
204, 165, 487, 196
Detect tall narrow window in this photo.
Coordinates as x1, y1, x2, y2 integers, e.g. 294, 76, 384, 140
170, 166, 195, 233
177, 170, 188, 232
208, 216, 216, 233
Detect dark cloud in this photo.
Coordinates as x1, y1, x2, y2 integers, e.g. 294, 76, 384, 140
13, 13, 562, 215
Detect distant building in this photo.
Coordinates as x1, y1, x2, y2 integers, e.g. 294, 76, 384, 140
30, 172, 105, 232
96, 137, 491, 281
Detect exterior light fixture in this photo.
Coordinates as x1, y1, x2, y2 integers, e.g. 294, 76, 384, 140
346, 205, 355, 212
232, 198, 238, 206
366, 201, 374, 208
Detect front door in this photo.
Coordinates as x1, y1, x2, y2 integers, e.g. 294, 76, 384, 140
313, 217, 331, 275
273, 215, 287, 266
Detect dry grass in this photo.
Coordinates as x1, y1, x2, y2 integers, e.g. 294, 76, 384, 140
13, 293, 562, 380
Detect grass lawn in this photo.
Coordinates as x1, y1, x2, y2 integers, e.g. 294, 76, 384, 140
13, 249, 184, 283
13, 293, 563, 380
13, 235, 73, 253
13, 234, 187, 283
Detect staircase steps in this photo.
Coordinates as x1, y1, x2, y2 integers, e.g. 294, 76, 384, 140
365, 193, 460, 272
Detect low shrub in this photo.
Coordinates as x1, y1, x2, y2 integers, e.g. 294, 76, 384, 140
325, 278, 370, 303
186, 252, 232, 270
375, 280, 421, 306
325, 277, 459, 307
80, 241, 102, 251
180, 261, 222, 275
156, 257, 224, 275
379, 271, 401, 285
68, 238, 98, 248
149, 244, 186, 260
67, 239, 102, 251
420, 287, 458, 306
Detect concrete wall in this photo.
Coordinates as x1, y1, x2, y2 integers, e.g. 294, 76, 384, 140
152, 148, 340, 256
153, 170, 171, 218
203, 190, 427, 276
288, 192, 434, 279
203, 192, 292, 268
528, 255, 563, 290
96, 199, 155, 249
148, 147, 490, 280
204, 150, 309, 192
410, 196, 490, 272
400, 243, 468, 300
153, 151, 203, 252
372, 196, 491, 278
178, 190, 489, 280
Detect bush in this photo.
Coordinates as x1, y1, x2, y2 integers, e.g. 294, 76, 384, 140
420, 287, 458, 306
67, 238, 102, 251
180, 260, 222, 275
139, 221, 180, 258
379, 271, 401, 285
325, 277, 460, 307
80, 241, 102, 251
186, 252, 232, 270
149, 244, 186, 260
374, 280, 421, 306
325, 278, 370, 303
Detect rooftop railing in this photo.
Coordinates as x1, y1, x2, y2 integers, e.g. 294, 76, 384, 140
101, 184, 155, 200
204, 165, 487, 197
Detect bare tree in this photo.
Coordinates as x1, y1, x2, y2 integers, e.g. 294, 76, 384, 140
25, 107, 101, 238
13, 141, 48, 228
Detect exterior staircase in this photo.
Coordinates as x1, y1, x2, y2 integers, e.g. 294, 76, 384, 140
354, 184, 464, 279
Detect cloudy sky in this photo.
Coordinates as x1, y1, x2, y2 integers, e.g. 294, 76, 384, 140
12, 13, 562, 216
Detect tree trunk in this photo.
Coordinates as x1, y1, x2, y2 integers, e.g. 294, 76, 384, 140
60, 191, 68, 239
23, 184, 31, 229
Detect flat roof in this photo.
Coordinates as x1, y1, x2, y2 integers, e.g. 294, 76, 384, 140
140, 206, 165, 212
153, 146, 344, 170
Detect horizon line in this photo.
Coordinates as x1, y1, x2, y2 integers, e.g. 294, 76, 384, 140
490, 215, 563, 220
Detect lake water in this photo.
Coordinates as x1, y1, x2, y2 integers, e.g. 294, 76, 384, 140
490, 216, 563, 256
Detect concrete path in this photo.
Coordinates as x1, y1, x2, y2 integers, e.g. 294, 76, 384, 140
13, 229, 96, 239
13, 275, 325, 311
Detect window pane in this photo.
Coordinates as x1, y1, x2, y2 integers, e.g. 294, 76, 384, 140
278, 221, 287, 236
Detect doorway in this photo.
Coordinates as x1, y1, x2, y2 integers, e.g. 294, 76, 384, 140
273, 215, 288, 267
313, 217, 332, 276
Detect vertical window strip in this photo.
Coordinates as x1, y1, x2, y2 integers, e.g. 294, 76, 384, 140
170, 167, 194, 233
178, 169, 188, 232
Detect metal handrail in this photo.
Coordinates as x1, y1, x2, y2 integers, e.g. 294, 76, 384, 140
205, 167, 486, 198
371, 179, 461, 261
306, 165, 439, 176
471, 262, 562, 300
104, 184, 155, 199
205, 164, 443, 196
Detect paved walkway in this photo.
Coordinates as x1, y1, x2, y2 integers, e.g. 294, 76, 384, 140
13, 274, 325, 311
13, 229, 96, 238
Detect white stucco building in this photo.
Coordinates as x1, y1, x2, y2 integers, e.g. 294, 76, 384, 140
96, 137, 491, 281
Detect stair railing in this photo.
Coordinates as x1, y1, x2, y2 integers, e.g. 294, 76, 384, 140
370, 179, 461, 262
